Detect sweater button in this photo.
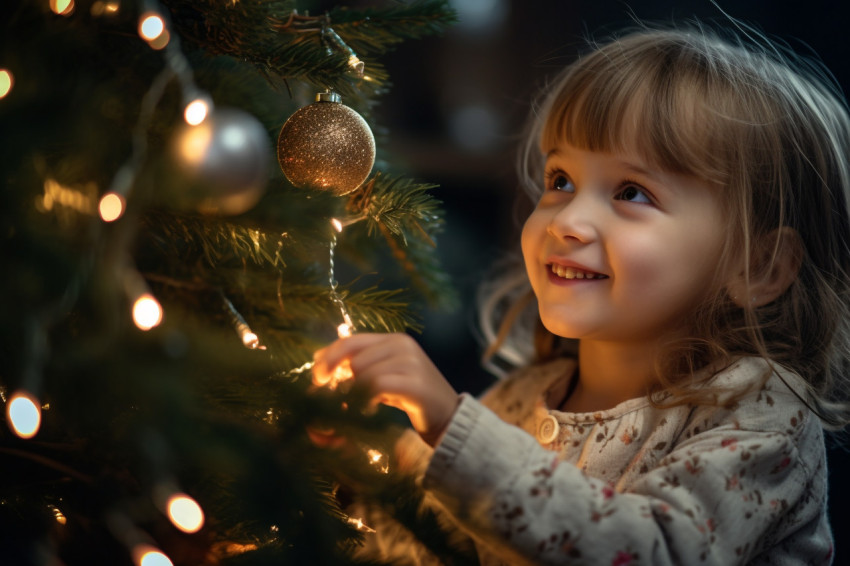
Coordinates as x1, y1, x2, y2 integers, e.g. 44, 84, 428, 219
537, 414, 559, 444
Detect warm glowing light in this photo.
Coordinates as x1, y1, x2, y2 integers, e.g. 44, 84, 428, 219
133, 294, 163, 331
133, 545, 174, 566
90, 1, 119, 16
337, 323, 352, 338
139, 14, 165, 41
99, 192, 125, 222
7, 391, 41, 439
0, 70, 12, 99
367, 449, 389, 474
147, 30, 170, 50
346, 516, 376, 533
49, 505, 67, 525
178, 122, 213, 165
330, 218, 343, 233
241, 331, 259, 349
50, 0, 75, 16
167, 494, 204, 533
38, 178, 96, 215
184, 99, 210, 126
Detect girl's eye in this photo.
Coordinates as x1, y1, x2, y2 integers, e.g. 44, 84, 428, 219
547, 173, 575, 193
615, 183, 652, 204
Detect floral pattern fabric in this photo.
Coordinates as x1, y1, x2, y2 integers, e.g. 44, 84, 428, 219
421, 357, 834, 565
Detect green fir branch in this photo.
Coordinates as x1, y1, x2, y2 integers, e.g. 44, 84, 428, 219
327, 0, 458, 55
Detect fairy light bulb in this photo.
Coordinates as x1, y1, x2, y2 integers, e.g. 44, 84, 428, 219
138, 13, 164, 41
49, 0, 75, 16
49, 505, 67, 525
133, 545, 173, 566
0, 70, 13, 99
337, 322, 352, 338
166, 494, 204, 534
367, 449, 389, 474
183, 99, 209, 126
346, 516, 376, 533
7, 391, 41, 439
99, 192, 125, 222
133, 294, 163, 331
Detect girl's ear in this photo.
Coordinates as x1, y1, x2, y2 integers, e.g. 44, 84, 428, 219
727, 227, 803, 308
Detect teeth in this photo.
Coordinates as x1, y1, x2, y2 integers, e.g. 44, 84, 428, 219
551, 264, 605, 280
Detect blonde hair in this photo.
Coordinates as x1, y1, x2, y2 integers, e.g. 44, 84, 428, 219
481, 25, 850, 428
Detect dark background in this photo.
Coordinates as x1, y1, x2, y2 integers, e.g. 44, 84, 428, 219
345, 0, 850, 557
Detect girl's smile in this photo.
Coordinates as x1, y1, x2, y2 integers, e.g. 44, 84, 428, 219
522, 143, 731, 346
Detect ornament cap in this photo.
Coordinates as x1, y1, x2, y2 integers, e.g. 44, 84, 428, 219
315, 91, 342, 103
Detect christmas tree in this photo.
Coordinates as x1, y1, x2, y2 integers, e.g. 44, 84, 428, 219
0, 0, 466, 564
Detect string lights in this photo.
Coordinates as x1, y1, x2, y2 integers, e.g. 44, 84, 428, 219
125, 269, 163, 331
6, 390, 42, 439
132, 545, 174, 566
49, 0, 75, 16
0, 69, 12, 99
220, 291, 263, 350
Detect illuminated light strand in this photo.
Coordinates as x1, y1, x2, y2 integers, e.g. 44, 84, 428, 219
220, 292, 264, 349
346, 516, 376, 533
328, 219, 355, 335
314, 219, 357, 389
102, 0, 211, 223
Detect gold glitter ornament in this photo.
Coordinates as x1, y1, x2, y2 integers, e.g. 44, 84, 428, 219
277, 92, 375, 196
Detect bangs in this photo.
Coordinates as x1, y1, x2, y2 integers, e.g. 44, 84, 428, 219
540, 33, 736, 186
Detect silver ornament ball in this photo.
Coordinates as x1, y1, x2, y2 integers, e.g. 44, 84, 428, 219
172, 107, 271, 215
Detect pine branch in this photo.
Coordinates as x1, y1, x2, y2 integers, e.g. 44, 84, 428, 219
345, 174, 458, 307
327, 0, 458, 55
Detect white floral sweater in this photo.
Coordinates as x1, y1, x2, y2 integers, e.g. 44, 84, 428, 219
358, 357, 834, 565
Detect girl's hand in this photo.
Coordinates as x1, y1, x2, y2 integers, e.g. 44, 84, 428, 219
313, 333, 460, 446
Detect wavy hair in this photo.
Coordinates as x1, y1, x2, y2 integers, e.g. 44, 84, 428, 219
480, 25, 850, 429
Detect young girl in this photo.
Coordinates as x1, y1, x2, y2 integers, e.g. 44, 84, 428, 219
314, 24, 850, 565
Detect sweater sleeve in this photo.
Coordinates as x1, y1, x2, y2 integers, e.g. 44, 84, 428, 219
423, 394, 831, 566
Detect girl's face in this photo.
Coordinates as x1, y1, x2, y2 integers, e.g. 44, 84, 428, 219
522, 142, 731, 345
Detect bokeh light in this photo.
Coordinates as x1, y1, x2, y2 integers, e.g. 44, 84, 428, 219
166, 494, 204, 533
132, 294, 163, 331
7, 391, 41, 439
49, 0, 75, 16
98, 192, 125, 222
133, 546, 173, 566
184, 99, 210, 126
0, 70, 13, 99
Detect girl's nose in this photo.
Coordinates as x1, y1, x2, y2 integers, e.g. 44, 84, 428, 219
547, 192, 599, 243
